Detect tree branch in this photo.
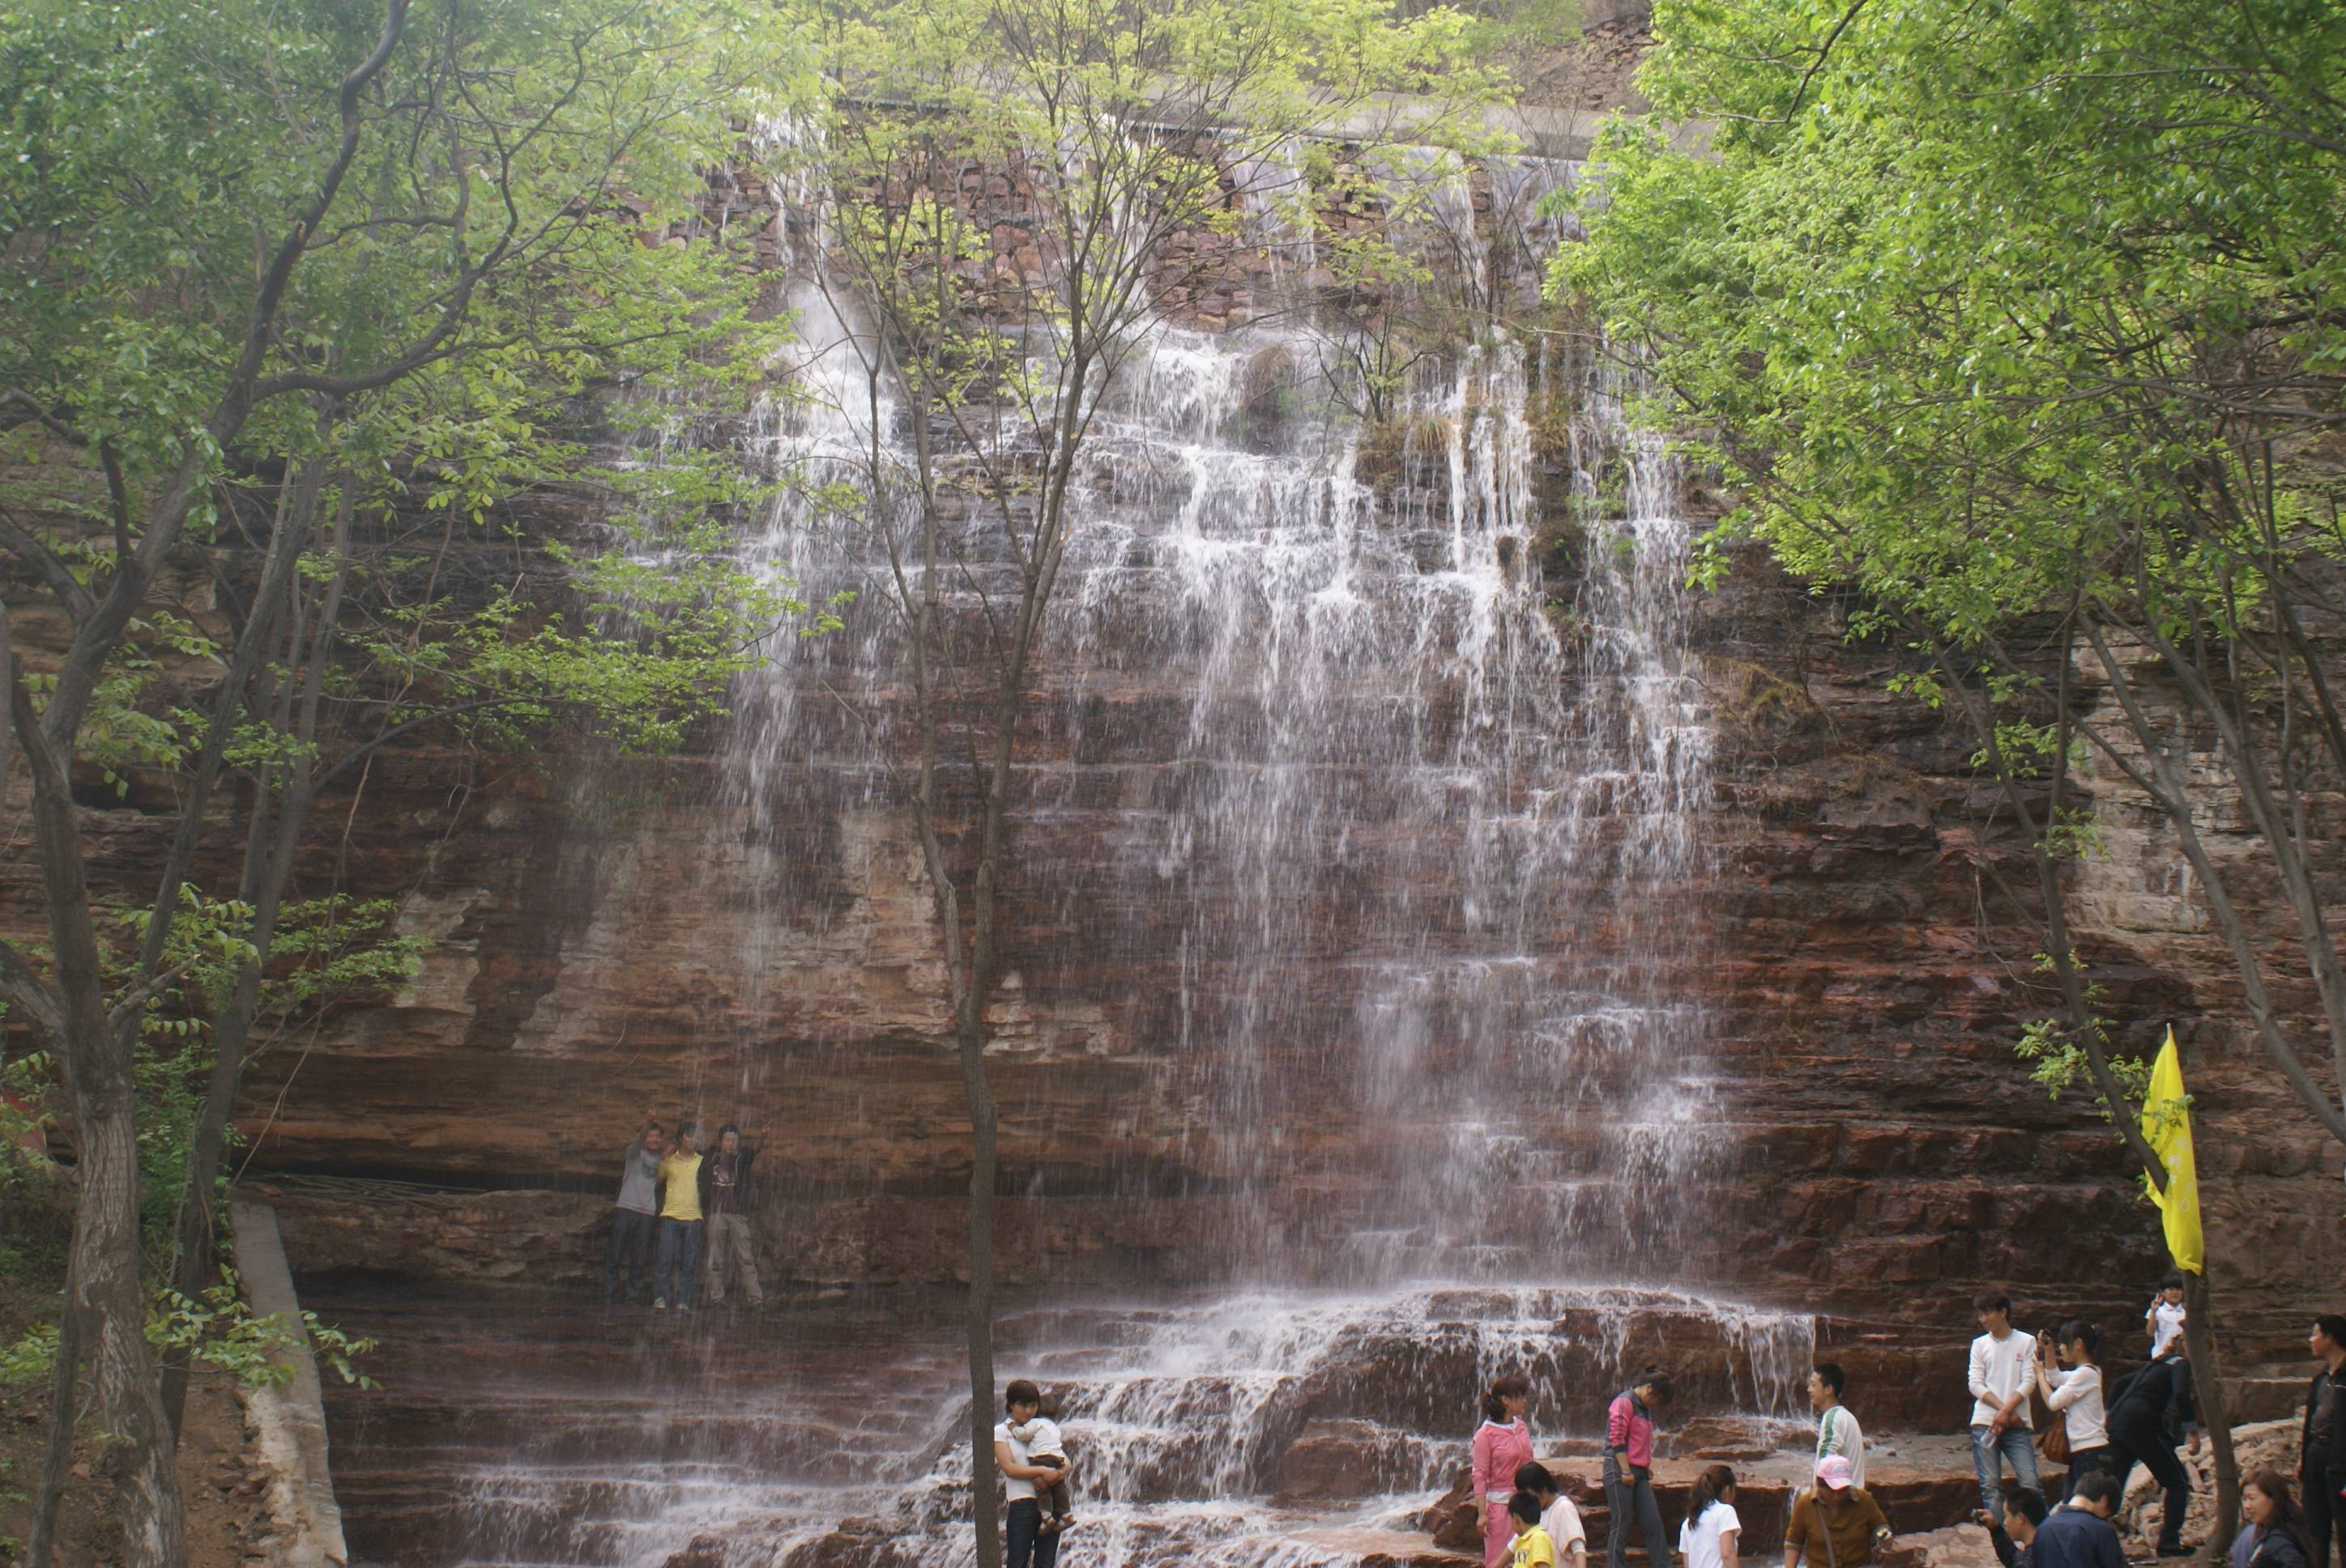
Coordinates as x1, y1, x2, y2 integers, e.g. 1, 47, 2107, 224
0, 508, 97, 625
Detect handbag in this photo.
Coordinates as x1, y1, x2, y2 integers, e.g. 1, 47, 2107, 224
2040, 1416, 2072, 1464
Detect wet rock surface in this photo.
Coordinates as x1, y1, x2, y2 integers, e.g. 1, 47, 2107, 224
309, 1282, 1945, 1568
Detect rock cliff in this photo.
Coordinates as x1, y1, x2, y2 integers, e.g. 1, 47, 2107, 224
6, 148, 2340, 1447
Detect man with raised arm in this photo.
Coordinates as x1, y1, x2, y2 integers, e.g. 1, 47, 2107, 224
601, 1118, 663, 1306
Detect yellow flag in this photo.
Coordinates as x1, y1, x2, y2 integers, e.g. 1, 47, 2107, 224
2143, 1028, 2203, 1274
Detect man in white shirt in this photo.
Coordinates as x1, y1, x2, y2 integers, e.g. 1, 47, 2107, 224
1969, 1292, 2042, 1522
1811, 1362, 1866, 1489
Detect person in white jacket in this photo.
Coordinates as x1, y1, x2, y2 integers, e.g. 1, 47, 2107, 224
1810, 1363, 1866, 1489
2034, 1320, 2116, 1501
1969, 1291, 2043, 1521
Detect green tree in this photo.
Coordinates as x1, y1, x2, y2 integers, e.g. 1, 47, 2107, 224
1562, 0, 2346, 1546
0, 3, 814, 1561
768, 0, 1500, 1558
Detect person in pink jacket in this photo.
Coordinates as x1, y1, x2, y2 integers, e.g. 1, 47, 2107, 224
1474, 1374, 1538, 1568
1606, 1368, 1677, 1568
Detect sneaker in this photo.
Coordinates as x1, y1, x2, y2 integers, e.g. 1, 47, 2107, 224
654, 1297, 668, 1310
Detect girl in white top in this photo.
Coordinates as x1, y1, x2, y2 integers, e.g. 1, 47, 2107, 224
1679, 1464, 1742, 1568
2148, 1274, 2188, 1356
2034, 1319, 2115, 1498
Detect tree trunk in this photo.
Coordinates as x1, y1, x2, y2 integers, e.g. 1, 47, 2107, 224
962, 1020, 1000, 1568
156, 976, 256, 1430
156, 790, 275, 1435
2182, 1272, 2241, 1559
12, 650, 187, 1567
68, 1089, 187, 1566
161, 458, 345, 1434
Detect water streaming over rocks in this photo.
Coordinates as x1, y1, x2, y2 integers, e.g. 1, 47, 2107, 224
727, 280, 1730, 1283
329, 147, 1824, 1567
325, 1283, 1812, 1567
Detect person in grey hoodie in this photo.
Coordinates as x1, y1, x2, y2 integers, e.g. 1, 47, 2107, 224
602, 1120, 665, 1305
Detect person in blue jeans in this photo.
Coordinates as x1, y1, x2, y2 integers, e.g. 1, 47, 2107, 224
1968, 1291, 2042, 1520
996, 1378, 1072, 1568
651, 1123, 705, 1310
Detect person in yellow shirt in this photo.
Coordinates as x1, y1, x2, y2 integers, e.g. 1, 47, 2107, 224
653, 1124, 705, 1310
1512, 1493, 1560, 1568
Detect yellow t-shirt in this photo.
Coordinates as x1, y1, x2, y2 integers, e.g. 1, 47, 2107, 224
1513, 1525, 1559, 1568
658, 1151, 703, 1221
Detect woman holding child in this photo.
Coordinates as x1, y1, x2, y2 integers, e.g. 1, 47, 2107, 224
996, 1378, 1073, 1568
1474, 1375, 1538, 1568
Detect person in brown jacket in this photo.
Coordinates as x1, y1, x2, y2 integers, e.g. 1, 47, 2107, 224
1784, 1455, 1892, 1568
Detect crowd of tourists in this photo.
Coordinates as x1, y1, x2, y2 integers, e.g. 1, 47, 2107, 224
1469, 1283, 2344, 1568
598, 1118, 765, 1310
595, 1153, 2199, 1568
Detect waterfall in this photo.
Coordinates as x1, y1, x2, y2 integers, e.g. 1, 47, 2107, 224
385, 148, 1817, 1568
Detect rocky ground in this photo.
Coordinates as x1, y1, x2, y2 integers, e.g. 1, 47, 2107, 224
0, 1277, 279, 1568
1511, 18, 1653, 113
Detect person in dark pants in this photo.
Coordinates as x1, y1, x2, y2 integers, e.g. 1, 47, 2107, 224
2301, 1317, 2346, 1568
601, 1120, 663, 1304
1606, 1369, 1675, 1568
2109, 1336, 2200, 1557
996, 1378, 1071, 1568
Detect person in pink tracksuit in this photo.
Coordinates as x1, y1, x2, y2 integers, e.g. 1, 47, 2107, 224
1474, 1374, 1538, 1568
1607, 1368, 1677, 1568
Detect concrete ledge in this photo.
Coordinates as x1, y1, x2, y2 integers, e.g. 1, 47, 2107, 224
230, 1201, 351, 1568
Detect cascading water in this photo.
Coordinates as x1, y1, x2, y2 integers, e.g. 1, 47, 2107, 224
1048, 315, 1725, 1282
339, 148, 1819, 1568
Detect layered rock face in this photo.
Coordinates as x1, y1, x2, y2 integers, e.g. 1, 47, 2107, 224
233, 431, 2341, 1420
8, 148, 2341, 1447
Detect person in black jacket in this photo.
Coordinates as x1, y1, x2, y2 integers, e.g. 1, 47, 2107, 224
698, 1124, 765, 1308
1975, 1488, 2048, 1568
2109, 1338, 2200, 1557
2032, 1472, 2127, 1568
2235, 1469, 2314, 1568
2301, 1318, 2346, 1568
